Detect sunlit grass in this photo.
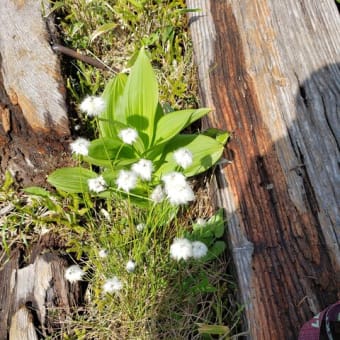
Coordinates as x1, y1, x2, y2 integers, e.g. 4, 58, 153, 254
0, 1, 243, 338
48, 0, 198, 109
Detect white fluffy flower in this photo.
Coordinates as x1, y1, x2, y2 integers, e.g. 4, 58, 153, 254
170, 238, 193, 261
98, 249, 108, 258
192, 241, 208, 259
162, 172, 195, 205
162, 171, 187, 187
116, 170, 137, 192
102, 276, 123, 294
132, 159, 153, 181
118, 128, 138, 144
173, 148, 193, 169
167, 184, 195, 205
64, 265, 85, 283
136, 223, 146, 232
79, 96, 105, 117
70, 137, 90, 156
88, 176, 107, 193
150, 185, 165, 203
125, 260, 136, 273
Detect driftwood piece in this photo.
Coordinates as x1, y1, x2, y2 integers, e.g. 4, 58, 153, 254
187, 0, 339, 338
0, 0, 71, 186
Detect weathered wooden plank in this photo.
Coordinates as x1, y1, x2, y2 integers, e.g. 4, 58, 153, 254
187, 0, 339, 338
0, 0, 72, 185
0, 0, 69, 134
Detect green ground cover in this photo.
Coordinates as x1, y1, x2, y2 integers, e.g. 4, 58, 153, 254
0, 1, 243, 338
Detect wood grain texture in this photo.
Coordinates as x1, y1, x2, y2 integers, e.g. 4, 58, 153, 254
0, 235, 84, 338
187, 0, 339, 338
0, 0, 73, 186
0, 0, 69, 135
9, 307, 39, 340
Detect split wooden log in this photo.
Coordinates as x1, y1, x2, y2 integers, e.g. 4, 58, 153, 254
186, 0, 339, 338
0, 0, 71, 186
0, 236, 84, 339
9, 307, 39, 340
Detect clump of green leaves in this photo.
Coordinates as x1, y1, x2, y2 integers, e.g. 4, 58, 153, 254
185, 208, 227, 262
47, 48, 228, 204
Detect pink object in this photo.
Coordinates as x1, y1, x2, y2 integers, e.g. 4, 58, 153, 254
298, 301, 340, 340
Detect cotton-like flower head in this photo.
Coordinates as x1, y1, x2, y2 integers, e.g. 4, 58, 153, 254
162, 172, 195, 205
88, 176, 107, 193
136, 223, 146, 232
173, 148, 193, 169
64, 264, 85, 283
170, 237, 193, 261
98, 249, 108, 258
162, 171, 187, 188
132, 159, 153, 181
79, 96, 105, 117
150, 185, 165, 203
192, 241, 208, 259
102, 276, 123, 294
118, 128, 138, 145
70, 137, 90, 156
116, 170, 137, 192
125, 260, 136, 273
166, 183, 195, 205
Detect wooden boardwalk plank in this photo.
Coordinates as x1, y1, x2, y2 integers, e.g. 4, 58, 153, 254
186, 0, 340, 338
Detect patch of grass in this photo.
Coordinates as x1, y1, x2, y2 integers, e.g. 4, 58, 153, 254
48, 0, 198, 109
1, 176, 242, 339
0, 1, 243, 338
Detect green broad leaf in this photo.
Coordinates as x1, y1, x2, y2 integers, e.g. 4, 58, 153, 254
82, 156, 113, 167
153, 108, 211, 146
24, 187, 51, 198
197, 323, 230, 335
90, 22, 117, 42
47, 167, 97, 193
119, 48, 159, 147
88, 138, 140, 166
190, 227, 214, 241
207, 208, 225, 238
203, 128, 230, 145
88, 138, 122, 160
155, 134, 225, 178
205, 241, 226, 261
100, 73, 127, 138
